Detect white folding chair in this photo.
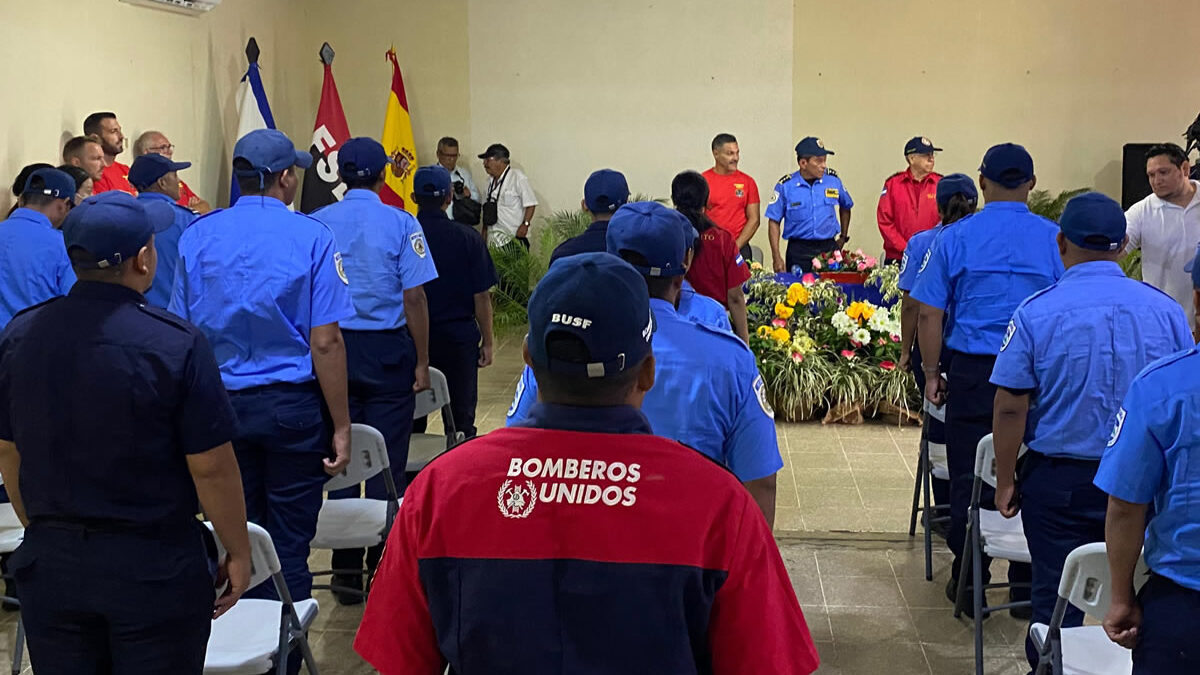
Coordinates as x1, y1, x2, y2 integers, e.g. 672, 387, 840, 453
955, 433, 1032, 675
1029, 542, 1148, 675
407, 367, 465, 473
749, 245, 764, 265
0, 501, 25, 675
310, 424, 402, 599
909, 399, 951, 580
204, 522, 320, 675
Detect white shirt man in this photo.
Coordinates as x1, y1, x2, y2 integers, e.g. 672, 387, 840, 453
479, 143, 537, 248
1125, 143, 1200, 329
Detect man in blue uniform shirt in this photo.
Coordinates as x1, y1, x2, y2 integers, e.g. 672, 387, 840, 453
550, 169, 630, 264
170, 128, 355, 606
911, 143, 1062, 612
312, 137, 438, 603
508, 203, 781, 526
0, 192, 252, 674
129, 152, 195, 307
1096, 293, 1200, 672
990, 192, 1191, 667
411, 165, 496, 440
766, 137, 854, 275
0, 168, 76, 328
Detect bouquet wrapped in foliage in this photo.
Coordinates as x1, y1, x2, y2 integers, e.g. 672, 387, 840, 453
811, 248, 879, 273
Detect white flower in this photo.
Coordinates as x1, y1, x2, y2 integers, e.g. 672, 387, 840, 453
831, 312, 854, 333
852, 328, 871, 345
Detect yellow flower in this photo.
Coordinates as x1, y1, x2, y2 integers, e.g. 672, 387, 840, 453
786, 283, 810, 306
775, 302, 794, 320
771, 327, 791, 343
846, 301, 876, 323
756, 325, 772, 337
750, 261, 764, 271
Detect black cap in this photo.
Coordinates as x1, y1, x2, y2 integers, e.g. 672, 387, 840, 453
477, 143, 510, 160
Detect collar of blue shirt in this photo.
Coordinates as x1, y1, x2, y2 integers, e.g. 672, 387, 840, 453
6, 207, 54, 229
232, 195, 289, 210
137, 191, 176, 204
982, 201, 1032, 214
649, 296, 679, 317
1060, 259, 1125, 280
69, 279, 147, 305
518, 402, 653, 435
343, 189, 383, 203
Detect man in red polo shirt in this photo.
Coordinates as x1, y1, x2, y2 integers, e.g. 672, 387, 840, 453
877, 136, 943, 263
702, 133, 760, 262
84, 112, 137, 196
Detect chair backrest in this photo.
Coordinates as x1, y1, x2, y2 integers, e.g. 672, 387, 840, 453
206, 521, 281, 591
750, 245, 764, 265
1057, 542, 1150, 622
323, 423, 390, 492
413, 367, 452, 419
974, 433, 1027, 488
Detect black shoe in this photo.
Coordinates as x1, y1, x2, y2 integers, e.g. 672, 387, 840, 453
331, 574, 364, 606
1009, 591, 1032, 620
946, 576, 989, 621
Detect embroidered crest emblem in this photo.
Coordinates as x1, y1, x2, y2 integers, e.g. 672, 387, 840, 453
497, 479, 538, 518
1107, 408, 1126, 448
753, 375, 774, 419
410, 232, 427, 258
899, 252, 909, 274
918, 248, 932, 273
334, 252, 348, 285
734, 182, 745, 198
1000, 320, 1016, 352
815, 139, 824, 149
769, 190, 780, 204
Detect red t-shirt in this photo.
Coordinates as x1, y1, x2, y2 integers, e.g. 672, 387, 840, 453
93, 161, 137, 196
702, 169, 759, 239
686, 226, 751, 307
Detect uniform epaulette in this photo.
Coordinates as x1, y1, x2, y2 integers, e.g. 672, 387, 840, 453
136, 303, 194, 333
693, 320, 754, 356
1014, 283, 1060, 310
777, 173, 792, 184
10, 296, 63, 320
825, 168, 839, 177
173, 202, 199, 217
1140, 347, 1198, 378
187, 207, 226, 227
1134, 279, 1183, 304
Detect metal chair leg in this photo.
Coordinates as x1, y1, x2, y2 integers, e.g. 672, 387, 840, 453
10, 615, 22, 675
922, 444, 935, 581
972, 514, 986, 675
908, 439, 923, 538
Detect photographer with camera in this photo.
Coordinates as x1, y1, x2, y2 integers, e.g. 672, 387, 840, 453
436, 137, 481, 225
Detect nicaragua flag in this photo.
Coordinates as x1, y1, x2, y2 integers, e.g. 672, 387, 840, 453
230, 50, 276, 206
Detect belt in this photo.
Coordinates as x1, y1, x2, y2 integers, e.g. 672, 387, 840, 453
29, 515, 199, 538
1025, 449, 1102, 466
342, 325, 411, 337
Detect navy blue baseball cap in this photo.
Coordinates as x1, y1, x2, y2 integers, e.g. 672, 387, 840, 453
63, 192, 174, 269
606, 201, 692, 277
935, 173, 978, 207
1059, 192, 1126, 252
527, 252, 655, 378
233, 129, 312, 175
338, 137, 389, 180
979, 143, 1035, 188
128, 153, 190, 190
477, 143, 510, 160
905, 136, 943, 155
413, 165, 452, 198
584, 169, 630, 213
795, 136, 833, 157
23, 168, 77, 205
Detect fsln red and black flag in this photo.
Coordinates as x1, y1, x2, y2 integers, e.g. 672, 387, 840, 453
301, 42, 351, 214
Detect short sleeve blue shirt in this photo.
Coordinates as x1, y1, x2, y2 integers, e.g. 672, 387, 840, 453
169, 196, 355, 390
897, 224, 942, 293
909, 202, 1064, 354
1095, 349, 1200, 591
314, 190, 438, 331
0, 208, 75, 328
678, 280, 732, 332
990, 261, 1192, 459
137, 192, 195, 308
764, 172, 854, 240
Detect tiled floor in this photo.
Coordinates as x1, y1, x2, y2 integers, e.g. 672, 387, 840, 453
0, 337, 1029, 673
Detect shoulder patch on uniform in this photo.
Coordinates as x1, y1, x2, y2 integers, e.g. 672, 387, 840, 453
769, 190, 780, 205
753, 375, 775, 419
777, 173, 792, 184
1000, 320, 1017, 352
334, 251, 349, 285
898, 251, 909, 274
135, 303, 194, 333
1106, 407, 1126, 448
918, 248, 933, 273
410, 232, 428, 258
825, 167, 838, 177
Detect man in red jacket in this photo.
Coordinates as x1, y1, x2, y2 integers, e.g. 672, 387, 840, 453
877, 136, 943, 263
355, 252, 819, 675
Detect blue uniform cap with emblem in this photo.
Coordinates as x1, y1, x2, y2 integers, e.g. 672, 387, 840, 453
23, 168, 77, 205
526, 252, 655, 379
63, 191, 175, 269
904, 136, 943, 156
338, 137, 389, 180
1058, 192, 1126, 252
127, 153, 191, 190
795, 136, 833, 158
979, 142, 1035, 189
233, 128, 313, 179
413, 164, 452, 198
935, 173, 978, 207
584, 169, 630, 213
605, 201, 691, 277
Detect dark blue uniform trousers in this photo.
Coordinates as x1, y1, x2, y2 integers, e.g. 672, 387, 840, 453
11, 520, 214, 674
229, 382, 331, 601
415, 320, 481, 439
330, 328, 416, 573
944, 351, 1032, 590
1018, 451, 1106, 667
1134, 574, 1200, 673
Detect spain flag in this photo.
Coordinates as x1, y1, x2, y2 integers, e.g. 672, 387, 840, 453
380, 47, 417, 213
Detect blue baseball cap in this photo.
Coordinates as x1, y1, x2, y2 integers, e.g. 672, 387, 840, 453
1188, 245, 1200, 286
413, 165, 452, 198
527, 252, 654, 378
979, 143, 1035, 189
23, 168, 77, 205
584, 169, 630, 213
904, 136, 943, 155
128, 153, 191, 190
605, 201, 692, 277
795, 136, 833, 157
232, 129, 312, 176
63, 192, 174, 269
935, 173, 978, 207
1059, 192, 1126, 252
338, 137, 389, 180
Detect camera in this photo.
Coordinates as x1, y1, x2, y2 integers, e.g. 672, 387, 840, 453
453, 180, 466, 197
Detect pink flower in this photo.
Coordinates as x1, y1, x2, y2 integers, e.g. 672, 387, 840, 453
812, 258, 823, 270
857, 261, 868, 271
801, 273, 818, 284
877, 338, 887, 346
855, 249, 864, 256
880, 360, 896, 370
840, 349, 857, 359
850, 340, 862, 347
833, 250, 844, 262
890, 334, 901, 342
772, 318, 787, 328
791, 352, 804, 364
864, 256, 877, 267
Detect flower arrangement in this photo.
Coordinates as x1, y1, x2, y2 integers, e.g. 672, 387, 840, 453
811, 248, 879, 273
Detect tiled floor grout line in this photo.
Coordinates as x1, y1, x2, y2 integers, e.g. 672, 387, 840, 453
887, 550, 938, 675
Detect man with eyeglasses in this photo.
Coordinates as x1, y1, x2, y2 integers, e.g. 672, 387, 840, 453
436, 137, 480, 224
134, 130, 212, 214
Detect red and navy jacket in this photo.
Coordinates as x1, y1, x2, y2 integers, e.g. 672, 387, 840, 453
355, 403, 819, 675
876, 169, 942, 260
